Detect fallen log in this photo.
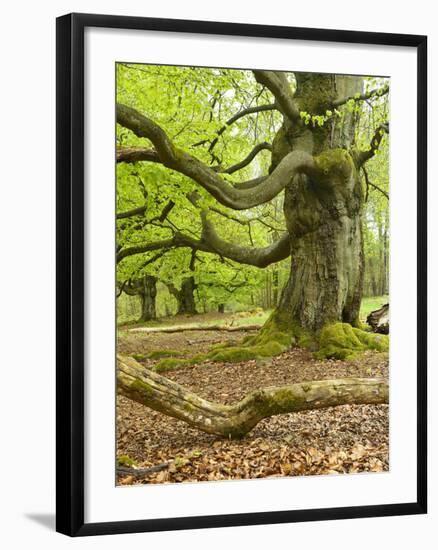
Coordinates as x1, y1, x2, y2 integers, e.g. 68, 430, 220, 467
117, 355, 389, 439
117, 463, 169, 477
367, 303, 389, 334
129, 324, 261, 334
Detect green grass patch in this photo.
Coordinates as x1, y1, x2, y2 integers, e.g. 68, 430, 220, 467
360, 295, 389, 320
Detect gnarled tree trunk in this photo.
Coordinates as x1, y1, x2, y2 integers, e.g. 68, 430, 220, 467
166, 276, 198, 315
123, 275, 157, 322
117, 355, 389, 439
270, 73, 365, 332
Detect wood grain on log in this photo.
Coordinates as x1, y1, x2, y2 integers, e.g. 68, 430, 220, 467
128, 324, 261, 334
117, 355, 389, 439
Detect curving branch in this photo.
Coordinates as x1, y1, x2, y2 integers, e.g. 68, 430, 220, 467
333, 84, 389, 108
253, 70, 301, 123
199, 210, 290, 268
215, 142, 272, 175
117, 146, 160, 164
362, 166, 389, 201
116, 204, 147, 219
357, 122, 389, 165
192, 103, 277, 150
117, 214, 290, 267
117, 103, 314, 210
233, 175, 268, 190
118, 355, 389, 439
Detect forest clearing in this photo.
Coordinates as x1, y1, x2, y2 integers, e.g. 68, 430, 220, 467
116, 64, 390, 486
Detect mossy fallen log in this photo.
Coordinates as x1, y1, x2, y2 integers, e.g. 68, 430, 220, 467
117, 354, 389, 439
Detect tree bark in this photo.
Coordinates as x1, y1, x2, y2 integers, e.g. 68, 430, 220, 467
178, 276, 197, 315
270, 73, 365, 331
123, 275, 157, 322
117, 355, 389, 439
139, 275, 157, 322
166, 277, 198, 315
367, 303, 389, 334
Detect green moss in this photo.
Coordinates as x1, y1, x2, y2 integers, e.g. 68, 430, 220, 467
154, 353, 207, 372
255, 330, 291, 348
315, 322, 389, 360
314, 149, 353, 182
117, 455, 137, 468
355, 329, 389, 352
146, 349, 187, 359
208, 340, 287, 363
130, 379, 153, 395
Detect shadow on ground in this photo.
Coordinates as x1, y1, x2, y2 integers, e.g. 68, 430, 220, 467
25, 513, 55, 531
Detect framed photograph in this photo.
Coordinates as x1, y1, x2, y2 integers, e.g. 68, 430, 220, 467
56, 13, 427, 536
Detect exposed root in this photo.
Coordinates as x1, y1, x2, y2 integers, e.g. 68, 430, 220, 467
315, 322, 389, 361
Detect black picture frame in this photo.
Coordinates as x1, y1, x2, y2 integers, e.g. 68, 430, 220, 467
56, 12, 427, 537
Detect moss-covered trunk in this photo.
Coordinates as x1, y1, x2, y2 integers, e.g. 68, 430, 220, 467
118, 355, 388, 438
268, 72, 365, 334
279, 170, 364, 331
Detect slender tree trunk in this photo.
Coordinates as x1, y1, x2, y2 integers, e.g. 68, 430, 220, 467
272, 267, 279, 306
383, 211, 389, 295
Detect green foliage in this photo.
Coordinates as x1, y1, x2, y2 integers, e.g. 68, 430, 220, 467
360, 295, 389, 320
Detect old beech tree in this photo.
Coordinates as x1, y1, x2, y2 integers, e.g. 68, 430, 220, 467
116, 68, 389, 438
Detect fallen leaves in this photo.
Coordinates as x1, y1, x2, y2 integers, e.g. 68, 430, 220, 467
117, 330, 389, 485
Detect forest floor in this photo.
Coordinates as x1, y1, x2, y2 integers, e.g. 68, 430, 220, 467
117, 312, 389, 485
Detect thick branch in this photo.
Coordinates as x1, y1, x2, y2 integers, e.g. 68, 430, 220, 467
117, 146, 160, 163
116, 204, 147, 219
199, 211, 290, 267
117, 220, 290, 267
117, 355, 389, 439
233, 176, 267, 190
358, 123, 389, 165
253, 70, 300, 123
333, 84, 389, 108
117, 103, 314, 210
